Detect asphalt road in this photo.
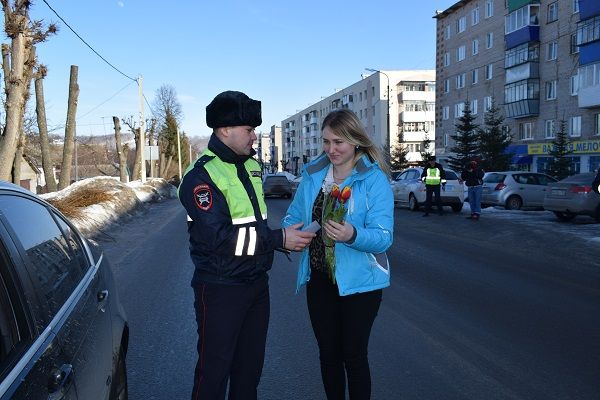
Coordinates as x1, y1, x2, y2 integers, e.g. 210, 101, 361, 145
97, 197, 600, 400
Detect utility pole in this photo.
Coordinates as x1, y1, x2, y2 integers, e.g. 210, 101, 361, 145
189, 143, 193, 164
138, 75, 146, 182
177, 127, 182, 179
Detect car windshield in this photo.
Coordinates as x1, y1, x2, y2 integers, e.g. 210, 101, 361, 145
445, 171, 458, 180
484, 173, 506, 183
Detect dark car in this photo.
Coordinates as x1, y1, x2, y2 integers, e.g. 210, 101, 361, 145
263, 174, 292, 198
0, 181, 128, 399
543, 172, 600, 222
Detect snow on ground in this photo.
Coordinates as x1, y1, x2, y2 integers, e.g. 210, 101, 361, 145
463, 201, 600, 243
41, 177, 177, 237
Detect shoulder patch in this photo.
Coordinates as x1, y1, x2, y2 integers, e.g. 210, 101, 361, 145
193, 184, 213, 211
251, 170, 262, 178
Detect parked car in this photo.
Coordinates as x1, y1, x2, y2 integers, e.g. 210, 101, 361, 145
481, 171, 557, 210
391, 167, 465, 212
543, 172, 600, 222
263, 174, 292, 198
0, 181, 128, 399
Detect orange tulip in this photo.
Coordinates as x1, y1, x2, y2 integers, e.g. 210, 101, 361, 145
331, 184, 340, 199
340, 186, 351, 203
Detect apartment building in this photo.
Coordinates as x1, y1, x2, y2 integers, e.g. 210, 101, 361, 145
252, 125, 283, 173
281, 70, 435, 175
435, 0, 600, 173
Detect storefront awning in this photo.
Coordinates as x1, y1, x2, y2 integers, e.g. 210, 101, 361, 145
511, 154, 533, 164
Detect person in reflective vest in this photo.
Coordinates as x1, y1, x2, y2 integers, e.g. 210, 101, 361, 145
178, 91, 315, 400
421, 156, 446, 216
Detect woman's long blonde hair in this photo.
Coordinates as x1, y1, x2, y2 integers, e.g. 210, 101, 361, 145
321, 109, 390, 175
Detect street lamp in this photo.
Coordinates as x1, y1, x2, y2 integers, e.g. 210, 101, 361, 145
366, 68, 390, 160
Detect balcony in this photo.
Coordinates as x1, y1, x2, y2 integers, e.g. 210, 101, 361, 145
505, 26, 540, 50
578, 83, 600, 108
398, 91, 432, 102
504, 99, 539, 118
400, 111, 429, 123
580, 0, 600, 20
310, 116, 318, 125
505, 61, 539, 84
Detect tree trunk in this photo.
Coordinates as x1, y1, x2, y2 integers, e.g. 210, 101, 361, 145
12, 132, 23, 184
0, 35, 31, 180
113, 116, 128, 182
131, 127, 141, 181
58, 65, 79, 190
34, 65, 57, 192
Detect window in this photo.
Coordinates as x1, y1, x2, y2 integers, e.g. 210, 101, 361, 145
457, 16, 467, 33
505, 4, 540, 34
546, 80, 557, 100
545, 119, 555, 138
547, 2, 558, 23
444, 132, 449, 147
0, 196, 85, 320
471, 99, 478, 115
454, 102, 465, 118
576, 15, 600, 46
571, 33, 580, 54
485, 0, 493, 18
569, 116, 581, 137
472, 7, 480, 25
595, 113, 600, 135
445, 25, 451, 40
456, 73, 466, 89
504, 79, 540, 103
578, 62, 600, 88
472, 39, 479, 55
442, 106, 450, 120
484, 96, 492, 111
359, 91, 362, 102
519, 122, 533, 140
505, 43, 539, 68
457, 45, 466, 61
472, 68, 479, 85
486, 32, 493, 48
485, 64, 493, 80
570, 75, 579, 95
444, 52, 450, 66
444, 79, 450, 93
573, 0, 579, 13
547, 41, 557, 60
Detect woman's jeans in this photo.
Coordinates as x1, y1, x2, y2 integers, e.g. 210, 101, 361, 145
468, 185, 483, 215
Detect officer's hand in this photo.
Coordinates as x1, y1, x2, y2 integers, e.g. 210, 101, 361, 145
283, 223, 316, 252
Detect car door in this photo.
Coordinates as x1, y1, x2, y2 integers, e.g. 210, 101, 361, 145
534, 174, 557, 207
0, 202, 78, 399
392, 171, 410, 205
0, 194, 113, 400
517, 173, 546, 207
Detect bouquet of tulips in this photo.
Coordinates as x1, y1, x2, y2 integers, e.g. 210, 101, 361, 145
322, 183, 352, 284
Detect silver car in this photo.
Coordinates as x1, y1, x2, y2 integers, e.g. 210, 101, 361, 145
543, 172, 600, 222
481, 172, 557, 210
391, 167, 465, 212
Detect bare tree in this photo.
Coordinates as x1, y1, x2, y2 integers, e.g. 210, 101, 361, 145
34, 64, 57, 191
153, 85, 183, 179
58, 65, 79, 190
113, 116, 128, 182
0, 1, 56, 180
123, 117, 142, 181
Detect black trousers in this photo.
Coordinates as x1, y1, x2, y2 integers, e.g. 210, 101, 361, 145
425, 184, 443, 214
306, 269, 382, 400
191, 277, 269, 400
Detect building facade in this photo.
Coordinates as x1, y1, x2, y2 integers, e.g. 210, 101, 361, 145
281, 70, 435, 175
435, 0, 600, 173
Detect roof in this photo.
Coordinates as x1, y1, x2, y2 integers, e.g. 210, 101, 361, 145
433, 0, 473, 19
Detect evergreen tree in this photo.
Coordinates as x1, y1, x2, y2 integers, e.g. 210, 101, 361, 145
420, 133, 434, 165
447, 101, 480, 171
478, 99, 512, 171
390, 140, 410, 171
546, 120, 573, 180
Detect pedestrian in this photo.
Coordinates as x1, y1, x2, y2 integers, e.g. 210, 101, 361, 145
461, 160, 485, 220
282, 109, 394, 400
593, 168, 600, 195
421, 156, 446, 216
178, 90, 315, 400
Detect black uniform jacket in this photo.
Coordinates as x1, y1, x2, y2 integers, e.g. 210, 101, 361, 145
179, 134, 283, 286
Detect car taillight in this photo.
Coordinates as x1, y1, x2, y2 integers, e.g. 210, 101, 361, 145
494, 183, 507, 191
569, 185, 592, 194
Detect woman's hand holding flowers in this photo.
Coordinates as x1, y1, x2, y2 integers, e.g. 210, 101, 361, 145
323, 219, 354, 243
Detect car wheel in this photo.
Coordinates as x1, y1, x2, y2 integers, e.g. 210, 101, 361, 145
553, 211, 576, 222
451, 203, 463, 212
110, 347, 128, 400
408, 194, 419, 211
505, 195, 523, 210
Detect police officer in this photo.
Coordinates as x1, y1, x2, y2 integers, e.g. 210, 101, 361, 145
421, 156, 446, 216
178, 91, 315, 400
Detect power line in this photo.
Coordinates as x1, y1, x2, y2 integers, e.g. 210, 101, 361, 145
41, 0, 137, 82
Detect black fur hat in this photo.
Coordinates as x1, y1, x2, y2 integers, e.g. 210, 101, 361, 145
206, 91, 262, 128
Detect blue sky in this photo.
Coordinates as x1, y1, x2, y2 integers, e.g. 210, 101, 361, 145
19, 0, 456, 137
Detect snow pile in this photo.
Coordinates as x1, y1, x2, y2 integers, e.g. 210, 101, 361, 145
42, 177, 177, 237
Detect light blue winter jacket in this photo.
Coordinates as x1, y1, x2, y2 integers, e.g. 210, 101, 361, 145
282, 153, 394, 296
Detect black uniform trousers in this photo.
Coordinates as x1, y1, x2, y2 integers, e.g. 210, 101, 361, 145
424, 184, 443, 214
191, 276, 269, 400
